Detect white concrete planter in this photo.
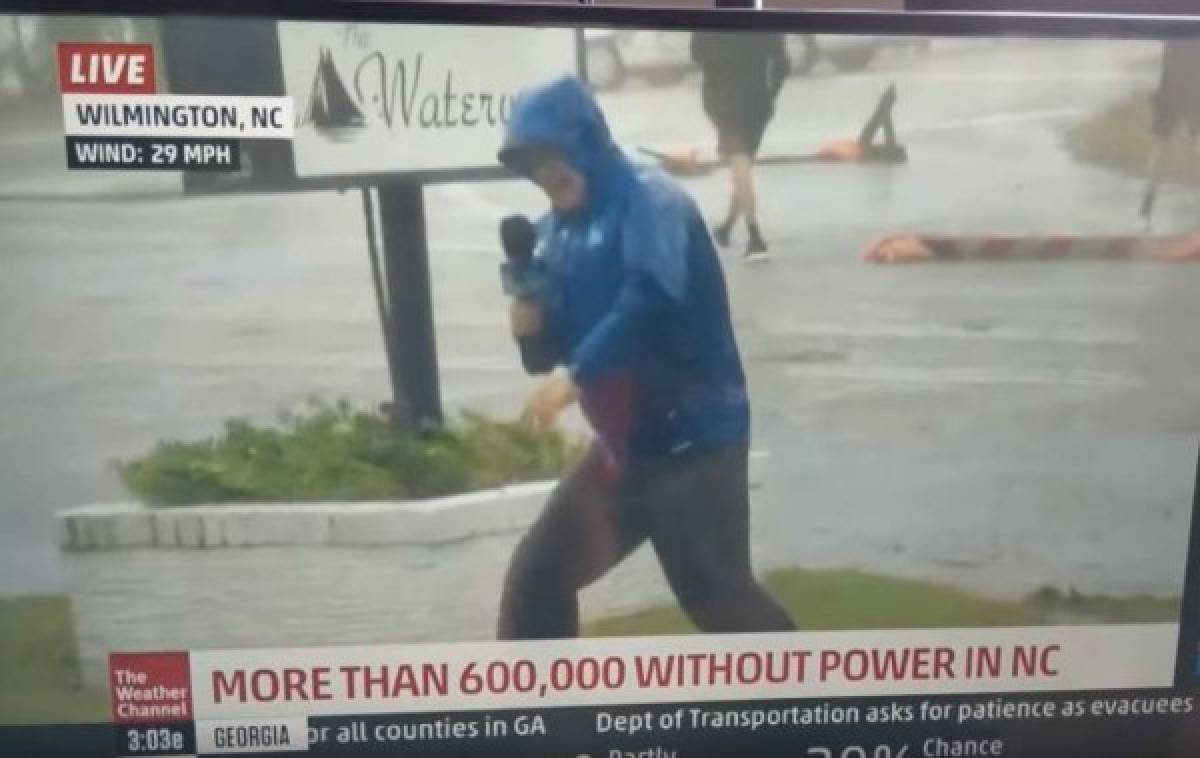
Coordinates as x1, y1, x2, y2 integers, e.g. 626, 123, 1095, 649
58, 456, 766, 687
54, 489, 657, 690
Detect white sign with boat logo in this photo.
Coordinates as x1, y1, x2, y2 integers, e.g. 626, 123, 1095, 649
277, 21, 577, 178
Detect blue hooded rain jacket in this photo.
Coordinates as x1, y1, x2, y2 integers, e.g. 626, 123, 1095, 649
498, 77, 749, 468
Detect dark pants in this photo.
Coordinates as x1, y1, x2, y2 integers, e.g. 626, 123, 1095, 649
497, 443, 795, 639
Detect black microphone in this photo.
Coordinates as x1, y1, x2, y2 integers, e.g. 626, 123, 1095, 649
498, 215, 554, 374
501, 215, 537, 262
499, 215, 540, 297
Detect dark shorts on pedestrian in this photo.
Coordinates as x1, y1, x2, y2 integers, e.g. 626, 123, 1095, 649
703, 85, 774, 158
714, 114, 771, 158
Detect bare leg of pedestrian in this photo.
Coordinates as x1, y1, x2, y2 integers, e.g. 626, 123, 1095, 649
732, 152, 768, 261
713, 131, 750, 249
713, 193, 739, 248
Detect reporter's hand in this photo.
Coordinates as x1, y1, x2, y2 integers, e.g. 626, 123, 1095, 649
510, 299, 543, 338
522, 369, 579, 431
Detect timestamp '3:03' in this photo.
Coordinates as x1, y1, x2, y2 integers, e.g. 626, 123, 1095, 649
124, 726, 187, 753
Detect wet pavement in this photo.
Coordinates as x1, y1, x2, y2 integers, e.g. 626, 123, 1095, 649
2, 37, 1199, 601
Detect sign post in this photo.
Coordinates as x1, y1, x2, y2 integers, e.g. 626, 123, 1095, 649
377, 182, 442, 428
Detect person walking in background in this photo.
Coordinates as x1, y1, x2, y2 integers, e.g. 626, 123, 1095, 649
692, 30, 789, 262
495, 76, 795, 639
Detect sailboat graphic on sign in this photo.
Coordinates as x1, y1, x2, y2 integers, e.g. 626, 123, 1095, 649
299, 47, 366, 136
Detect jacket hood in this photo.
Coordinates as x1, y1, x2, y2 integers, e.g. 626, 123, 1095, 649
500, 76, 692, 307
499, 76, 632, 203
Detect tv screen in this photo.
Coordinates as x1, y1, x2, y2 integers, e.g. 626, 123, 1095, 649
1, 2, 1199, 756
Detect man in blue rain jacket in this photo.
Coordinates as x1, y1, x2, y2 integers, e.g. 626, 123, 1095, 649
496, 76, 794, 639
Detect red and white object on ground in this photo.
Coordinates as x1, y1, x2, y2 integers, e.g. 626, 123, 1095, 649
862, 233, 1200, 264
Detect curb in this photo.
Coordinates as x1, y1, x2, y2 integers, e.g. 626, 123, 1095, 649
57, 450, 771, 551
863, 234, 1200, 264
56, 483, 555, 551
639, 143, 905, 177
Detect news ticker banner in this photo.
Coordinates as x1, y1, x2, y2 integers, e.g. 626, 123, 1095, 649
57, 43, 293, 171
107, 624, 1183, 756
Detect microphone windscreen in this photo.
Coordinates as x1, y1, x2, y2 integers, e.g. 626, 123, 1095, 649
500, 215, 538, 262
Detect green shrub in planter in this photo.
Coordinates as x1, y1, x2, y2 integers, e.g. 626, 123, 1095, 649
118, 401, 581, 506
